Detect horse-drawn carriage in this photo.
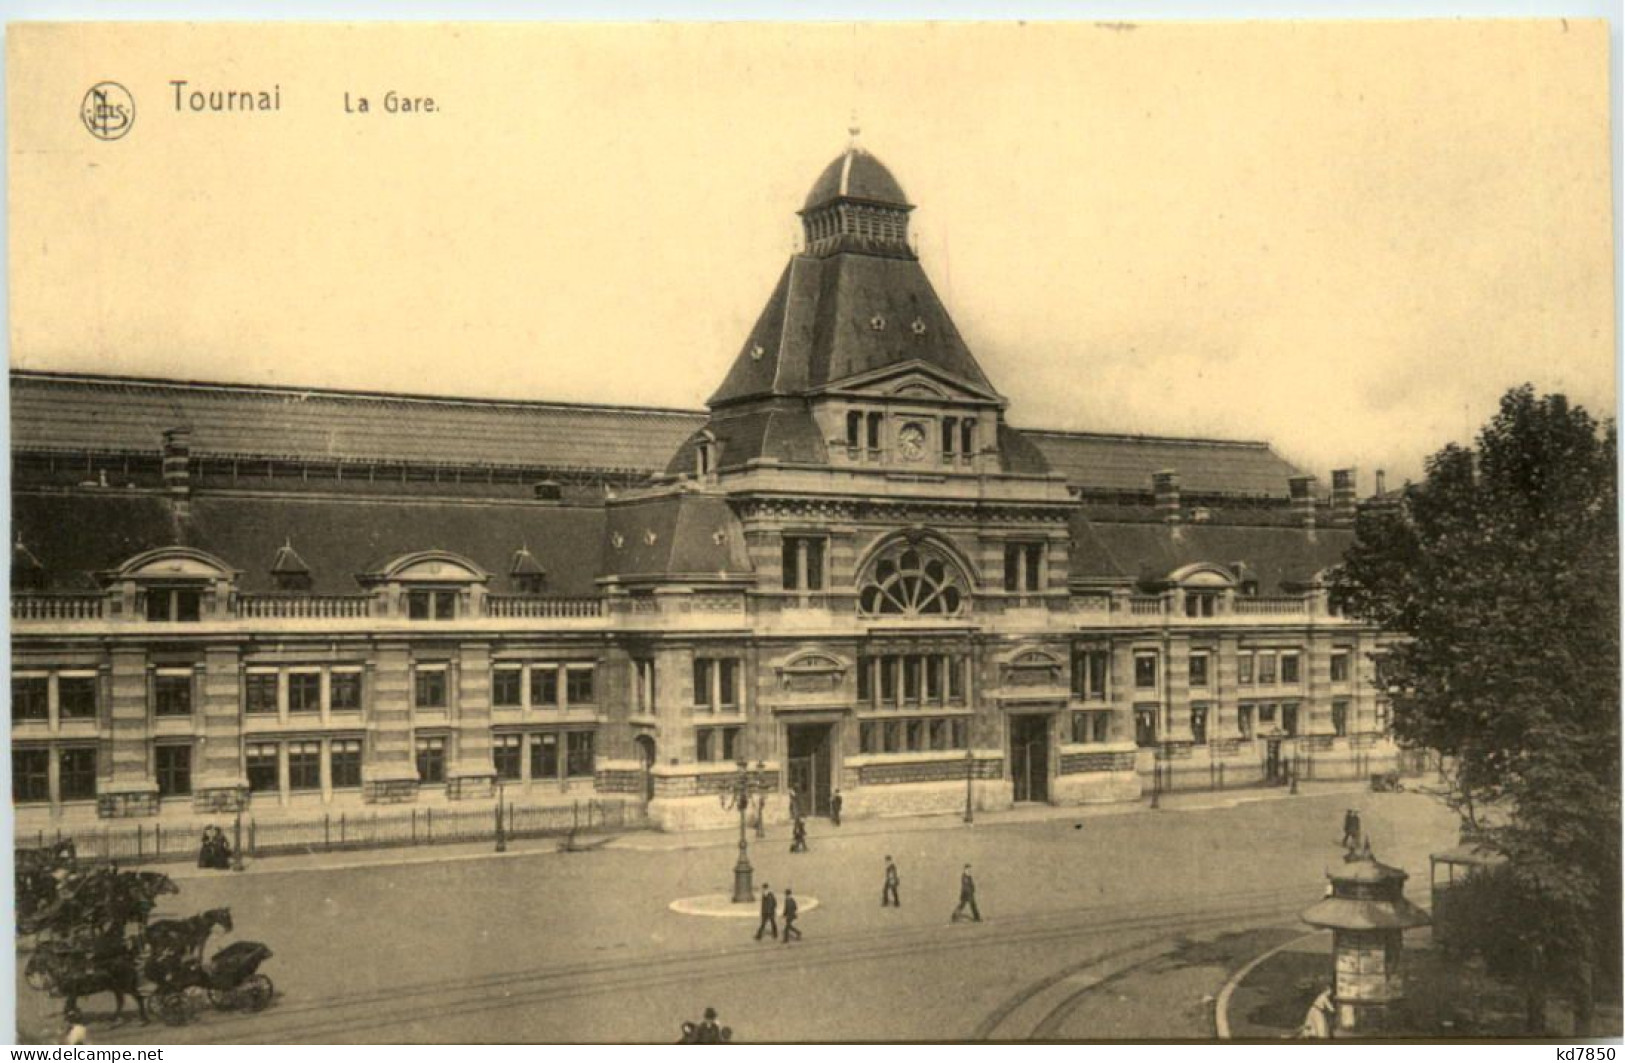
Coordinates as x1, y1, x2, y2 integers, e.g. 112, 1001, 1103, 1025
147, 940, 276, 1025
16, 842, 275, 1027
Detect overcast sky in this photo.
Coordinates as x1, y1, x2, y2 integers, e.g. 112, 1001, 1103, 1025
9, 20, 1614, 487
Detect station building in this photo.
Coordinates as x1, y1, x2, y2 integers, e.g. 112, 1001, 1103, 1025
9, 144, 1398, 832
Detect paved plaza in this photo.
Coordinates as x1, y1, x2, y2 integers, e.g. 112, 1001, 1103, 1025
18, 787, 1458, 1043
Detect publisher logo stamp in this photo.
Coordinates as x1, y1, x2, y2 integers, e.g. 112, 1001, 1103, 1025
81, 82, 135, 140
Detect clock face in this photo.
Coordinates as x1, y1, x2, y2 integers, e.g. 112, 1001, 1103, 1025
898, 423, 926, 461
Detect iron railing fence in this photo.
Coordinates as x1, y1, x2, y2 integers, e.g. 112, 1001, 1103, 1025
17, 799, 646, 866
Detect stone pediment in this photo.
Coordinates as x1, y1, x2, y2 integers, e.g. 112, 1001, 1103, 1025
817, 360, 1003, 406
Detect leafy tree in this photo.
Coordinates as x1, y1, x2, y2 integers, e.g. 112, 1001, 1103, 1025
1332, 385, 1619, 1032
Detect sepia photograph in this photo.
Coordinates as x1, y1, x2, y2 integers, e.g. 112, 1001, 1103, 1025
4, 16, 1618, 1045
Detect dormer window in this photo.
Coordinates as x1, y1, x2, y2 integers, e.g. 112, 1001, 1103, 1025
270, 540, 312, 592
145, 586, 202, 622
407, 589, 458, 620
695, 432, 717, 477
510, 545, 547, 595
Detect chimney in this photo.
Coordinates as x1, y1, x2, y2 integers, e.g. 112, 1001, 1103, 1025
1374, 468, 1387, 496
1330, 468, 1357, 522
1152, 469, 1181, 522
162, 428, 192, 506
1288, 474, 1318, 532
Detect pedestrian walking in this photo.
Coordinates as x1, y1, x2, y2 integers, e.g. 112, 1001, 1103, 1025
882, 855, 901, 907
1341, 808, 1362, 853
755, 883, 778, 941
790, 816, 808, 853
952, 863, 982, 923
782, 888, 802, 942
788, 787, 801, 822
831, 789, 843, 826
697, 1007, 723, 1043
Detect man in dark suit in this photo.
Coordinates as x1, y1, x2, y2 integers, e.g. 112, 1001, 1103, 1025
1342, 808, 1362, 853
882, 855, 901, 907
782, 887, 802, 943
831, 790, 844, 826
952, 863, 982, 923
755, 883, 778, 941
790, 816, 808, 853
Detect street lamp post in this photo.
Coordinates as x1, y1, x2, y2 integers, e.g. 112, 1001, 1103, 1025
495, 782, 507, 853
720, 760, 762, 903
963, 745, 975, 824
231, 805, 245, 872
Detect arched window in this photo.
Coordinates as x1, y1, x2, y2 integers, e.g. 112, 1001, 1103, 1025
857, 541, 968, 618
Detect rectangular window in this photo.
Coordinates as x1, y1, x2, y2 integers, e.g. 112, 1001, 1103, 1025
718, 660, 737, 708
1003, 543, 1042, 593
1070, 711, 1092, 744
155, 744, 191, 796
692, 659, 712, 708
146, 588, 202, 622
531, 666, 559, 709
415, 737, 446, 784
246, 744, 279, 793
781, 537, 826, 592
1185, 593, 1217, 618
696, 728, 714, 763
566, 667, 595, 706
866, 412, 883, 452
941, 418, 957, 457
330, 671, 363, 711
154, 673, 193, 717
287, 672, 322, 713
880, 656, 897, 703
566, 731, 595, 777
493, 668, 523, 708
846, 410, 863, 449
1281, 704, 1299, 737
1330, 651, 1351, 684
1332, 700, 1350, 738
857, 657, 872, 703
58, 676, 98, 720
493, 735, 522, 780
930, 717, 948, 751
1190, 705, 1209, 745
903, 657, 921, 702
859, 721, 876, 754
883, 721, 901, 753
414, 668, 447, 709
1134, 708, 1158, 748
1091, 712, 1110, 744
634, 659, 655, 714
531, 733, 559, 780
1238, 652, 1255, 685
952, 717, 968, 750
1072, 650, 1109, 700
408, 590, 458, 620
287, 741, 322, 791
721, 726, 740, 763
961, 420, 975, 457
1258, 652, 1278, 685
1238, 704, 1256, 738
12, 677, 49, 721
58, 747, 97, 800
1134, 653, 1158, 690
13, 749, 49, 803
1258, 704, 1278, 726
925, 657, 942, 701
906, 718, 923, 752
245, 672, 278, 714
330, 739, 363, 788
1280, 652, 1301, 685
1189, 653, 1210, 688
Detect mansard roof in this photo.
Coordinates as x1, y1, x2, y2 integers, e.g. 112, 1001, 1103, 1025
600, 491, 750, 582
1068, 512, 1352, 595
12, 371, 1309, 500
11, 489, 606, 596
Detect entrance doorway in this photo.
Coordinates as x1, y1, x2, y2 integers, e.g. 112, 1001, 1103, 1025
1010, 715, 1051, 803
634, 735, 657, 802
786, 723, 835, 817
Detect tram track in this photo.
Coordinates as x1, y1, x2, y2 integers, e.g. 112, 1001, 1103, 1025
92, 878, 1322, 1043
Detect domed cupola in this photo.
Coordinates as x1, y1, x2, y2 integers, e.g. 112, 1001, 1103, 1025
798, 128, 914, 259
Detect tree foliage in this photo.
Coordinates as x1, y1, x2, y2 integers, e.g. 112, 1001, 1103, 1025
1332, 385, 1621, 998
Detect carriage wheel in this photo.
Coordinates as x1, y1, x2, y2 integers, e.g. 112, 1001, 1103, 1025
153, 989, 198, 1026
240, 974, 273, 1012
